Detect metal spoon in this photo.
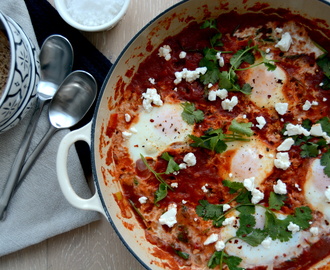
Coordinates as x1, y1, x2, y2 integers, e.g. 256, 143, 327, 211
18, 70, 97, 182
0, 35, 73, 219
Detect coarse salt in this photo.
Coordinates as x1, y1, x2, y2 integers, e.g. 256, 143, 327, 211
66, 0, 125, 27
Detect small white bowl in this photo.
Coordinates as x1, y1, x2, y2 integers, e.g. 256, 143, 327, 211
54, 0, 130, 32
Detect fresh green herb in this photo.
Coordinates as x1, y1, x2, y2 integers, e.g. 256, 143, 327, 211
321, 150, 330, 177
175, 250, 190, 260
208, 250, 243, 270
188, 120, 253, 153
199, 47, 223, 85
201, 19, 218, 31
300, 142, 319, 158
140, 154, 174, 203
161, 152, 180, 174
201, 19, 224, 48
317, 54, 330, 90
181, 102, 204, 125
268, 192, 286, 210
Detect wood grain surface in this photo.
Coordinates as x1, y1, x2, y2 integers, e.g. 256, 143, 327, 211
1, 0, 330, 269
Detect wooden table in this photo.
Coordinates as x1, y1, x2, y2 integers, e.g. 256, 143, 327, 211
0, 1, 180, 269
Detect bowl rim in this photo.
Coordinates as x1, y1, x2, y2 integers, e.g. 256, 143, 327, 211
0, 11, 18, 107
54, 0, 131, 32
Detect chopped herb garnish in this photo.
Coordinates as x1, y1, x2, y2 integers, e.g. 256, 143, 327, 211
317, 54, 330, 90
181, 102, 204, 125
189, 120, 253, 153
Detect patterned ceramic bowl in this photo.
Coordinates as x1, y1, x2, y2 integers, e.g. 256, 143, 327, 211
0, 11, 40, 134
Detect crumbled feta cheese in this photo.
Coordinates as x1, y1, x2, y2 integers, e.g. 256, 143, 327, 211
174, 67, 207, 84
287, 222, 300, 234
223, 204, 231, 212
325, 186, 330, 202
223, 216, 236, 226
183, 152, 197, 167
275, 102, 288, 115
208, 83, 213, 88
310, 123, 324, 137
159, 204, 177, 227
124, 113, 131, 122
261, 236, 272, 249
243, 177, 255, 192
141, 88, 163, 112
179, 163, 187, 169
182, 200, 187, 204
179, 51, 187, 59
201, 184, 209, 193
171, 182, 178, 188
274, 152, 291, 170
265, 48, 271, 54
310, 227, 319, 236
129, 127, 138, 134
323, 98, 327, 102
277, 137, 294, 151
158, 45, 172, 61
275, 28, 283, 33
122, 131, 132, 139
256, 116, 267, 129
204, 233, 219, 245
295, 183, 302, 191
275, 32, 293, 52
251, 188, 264, 204
273, 179, 287, 195
302, 100, 312, 111
216, 52, 225, 67
138, 196, 148, 204
312, 101, 319, 106
148, 77, 156, 84
208, 89, 228, 101
221, 96, 238, 111
215, 240, 226, 251
284, 123, 310, 137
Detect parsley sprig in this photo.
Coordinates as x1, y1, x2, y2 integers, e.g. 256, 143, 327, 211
181, 102, 204, 125
196, 180, 313, 270
188, 120, 253, 153
140, 153, 179, 203
317, 54, 330, 90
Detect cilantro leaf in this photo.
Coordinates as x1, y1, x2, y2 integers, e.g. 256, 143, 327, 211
196, 200, 224, 220
237, 229, 268, 247
229, 119, 254, 137
321, 150, 330, 177
230, 48, 255, 69
317, 117, 330, 135
208, 251, 223, 269
264, 211, 292, 242
201, 19, 218, 30
161, 152, 180, 174
236, 213, 256, 236
174, 250, 190, 260
210, 32, 224, 47
291, 206, 313, 230
317, 55, 330, 90
181, 102, 204, 125
155, 183, 168, 203
300, 142, 319, 158
199, 48, 222, 85
223, 253, 244, 270
189, 129, 228, 153
268, 192, 286, 210
223, 180, 244, 193
208, 251, 244, 270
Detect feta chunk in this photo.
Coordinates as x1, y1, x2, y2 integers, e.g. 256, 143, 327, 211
223, 216, 236, 226
273, 179, 287, 195
204, 233, 219, 245
256, 116, 267, 129
138, 196, 148, 204
277, 138, 294, 151
124, 113, 131, 122
275, 32, 293, 52
158, 45, 172, 61
174, 67, 207, 84
215, 240, 226, 251
201, 183, 209, 193
302, 100, 312, 111
310, 227, 319, 236
223, 204, 231, 212
310, 123, 324, 137
179, 51, 187, 59
122, 131, 132, 139
221, 96, 238, 111
216, 51, 225, 67
141, 88, 163, 112
261, 236, 272, 249
275, 102, 288, 115
243, 177, 255, 192
183, 153, 197, 167
208, 88, 228, 101
159, 204, 177, 227
274, 152, 291, 170
284, 123, 310, 137
287, 222, 300, 234
251, 188, 264, 204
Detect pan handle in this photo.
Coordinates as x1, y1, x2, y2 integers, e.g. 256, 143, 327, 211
56, 122, 106, 217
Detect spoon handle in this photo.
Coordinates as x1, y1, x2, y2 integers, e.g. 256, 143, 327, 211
18, 125, 58, 182
0, 99, 46, 220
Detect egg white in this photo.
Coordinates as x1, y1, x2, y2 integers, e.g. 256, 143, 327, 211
124, 103, 193, 161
